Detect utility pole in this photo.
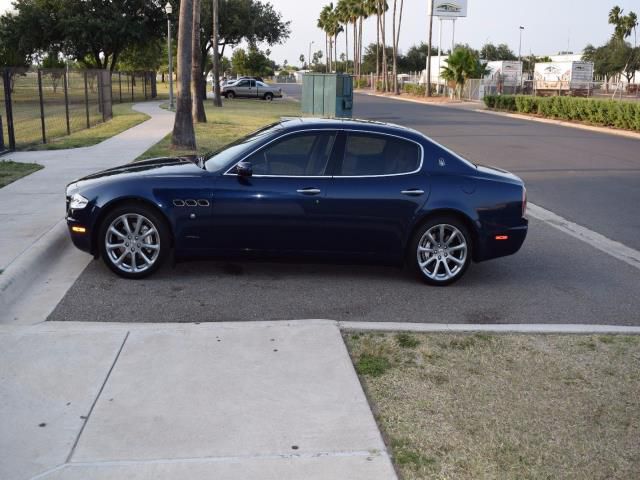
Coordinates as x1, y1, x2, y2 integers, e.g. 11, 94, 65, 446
426, 0, 434, 97
518, 26, 524, 62
212, 0, 222, 107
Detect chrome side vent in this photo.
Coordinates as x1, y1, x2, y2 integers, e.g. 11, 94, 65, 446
185, 199, 198, 207
197, 199, 210, 207
173, 199, 185, 207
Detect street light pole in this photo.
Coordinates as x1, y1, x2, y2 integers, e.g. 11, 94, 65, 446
518, 26, 524, 62
308, 41, 314, 71
165, 2, 174, 111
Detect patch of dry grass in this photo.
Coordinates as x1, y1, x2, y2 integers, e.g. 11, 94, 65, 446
344, 332, 640, 479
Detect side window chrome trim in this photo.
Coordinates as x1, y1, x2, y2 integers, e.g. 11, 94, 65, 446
224, 128, 425, 179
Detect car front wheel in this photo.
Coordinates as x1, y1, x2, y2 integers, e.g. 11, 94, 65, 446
264, 92, 274, 101
226, 91, 235, 99
99, 204, 169, 279
410, 216, 471, 286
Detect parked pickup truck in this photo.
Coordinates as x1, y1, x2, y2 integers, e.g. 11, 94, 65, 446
221, 79, 283, 100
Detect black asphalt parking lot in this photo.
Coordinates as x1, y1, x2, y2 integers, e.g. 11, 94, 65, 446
49, 90, 640, 325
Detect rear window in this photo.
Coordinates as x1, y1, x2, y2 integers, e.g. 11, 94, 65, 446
337, 133, 421, 176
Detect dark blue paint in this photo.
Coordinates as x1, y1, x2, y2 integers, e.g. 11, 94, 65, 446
65, 118, 528, 266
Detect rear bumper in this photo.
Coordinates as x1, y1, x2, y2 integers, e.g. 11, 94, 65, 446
475, 220, 528, 262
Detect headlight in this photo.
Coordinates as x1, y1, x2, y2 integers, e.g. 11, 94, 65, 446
69, 193, 89, 210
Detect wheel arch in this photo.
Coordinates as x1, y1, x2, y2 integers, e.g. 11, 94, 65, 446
407, 208, 480, 262
91, 197, 174, 257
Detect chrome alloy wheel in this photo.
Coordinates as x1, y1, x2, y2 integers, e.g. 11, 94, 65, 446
417, 224, 467, 282
104, 214, 160, 274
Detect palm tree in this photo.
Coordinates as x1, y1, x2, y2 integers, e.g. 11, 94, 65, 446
441, 47, 487, 99
318, 5, 333, 72
172, 0, 196, 149
373, 0, 389, 90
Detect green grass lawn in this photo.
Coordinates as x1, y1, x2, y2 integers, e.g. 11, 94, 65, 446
345, 331, 640, 480
136, 98, 302, 160
24, 103, 150, 150
0, 160, 43, 188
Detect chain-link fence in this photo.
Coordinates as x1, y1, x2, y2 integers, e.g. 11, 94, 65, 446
0, 68, 158, 150
111, 72, 157, 104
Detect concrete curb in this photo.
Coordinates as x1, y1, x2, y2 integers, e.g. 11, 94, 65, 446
339, 321, 640, 334
0, 221, 72, 318
477, 109, 640, 140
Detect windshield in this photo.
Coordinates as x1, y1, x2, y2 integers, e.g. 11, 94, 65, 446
204, 123, 282, 172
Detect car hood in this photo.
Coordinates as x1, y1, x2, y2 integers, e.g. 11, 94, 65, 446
67, 157, 205, 193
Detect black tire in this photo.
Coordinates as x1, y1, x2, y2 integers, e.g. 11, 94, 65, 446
264, 92, 274, 101
226, 90, 235, 99
98, 203, 170, 279
408, 215, 472, 286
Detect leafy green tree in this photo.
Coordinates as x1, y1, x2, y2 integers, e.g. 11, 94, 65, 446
232, 46, 274, 76
480, 43, 517, 61
0, 0, 165, 71
118, 40, 165, 72
441, 46, 488, 99
402, 42, 440, 72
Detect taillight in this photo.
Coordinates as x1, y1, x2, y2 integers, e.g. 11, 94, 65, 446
522, 187, 527, 218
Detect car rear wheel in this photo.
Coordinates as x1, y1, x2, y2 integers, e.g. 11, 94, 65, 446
410, 216, 471, 286
264, 92, 274, 101
99, 204, 169, 279
226, 91, 235, 99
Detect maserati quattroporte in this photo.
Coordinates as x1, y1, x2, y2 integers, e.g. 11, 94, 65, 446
65, 118, 528, 285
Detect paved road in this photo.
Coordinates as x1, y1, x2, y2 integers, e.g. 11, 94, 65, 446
48, 91, 640, 325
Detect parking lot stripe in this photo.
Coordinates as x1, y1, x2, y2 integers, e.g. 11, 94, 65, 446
527, 202, 640, 271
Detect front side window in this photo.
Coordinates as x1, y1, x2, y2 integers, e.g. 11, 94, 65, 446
337, 133, 421, 176
243, 133, 336, 176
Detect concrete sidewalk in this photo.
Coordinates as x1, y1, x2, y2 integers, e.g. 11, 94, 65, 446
0, 320, 396, 480
0, 102, 173, 324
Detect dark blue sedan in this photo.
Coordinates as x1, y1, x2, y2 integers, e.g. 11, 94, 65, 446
65, 118, 527, 285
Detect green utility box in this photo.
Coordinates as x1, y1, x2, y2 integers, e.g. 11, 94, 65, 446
301, 73, 353, 118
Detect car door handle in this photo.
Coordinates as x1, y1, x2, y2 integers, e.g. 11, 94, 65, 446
401, 189, 425, 196
296, 188, 321, 195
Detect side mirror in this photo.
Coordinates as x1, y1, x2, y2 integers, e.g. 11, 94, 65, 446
236, 161, 253, 177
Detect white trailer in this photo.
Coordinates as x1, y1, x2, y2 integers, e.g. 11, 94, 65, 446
534, 61, 594, 96
484, 61, 523, 94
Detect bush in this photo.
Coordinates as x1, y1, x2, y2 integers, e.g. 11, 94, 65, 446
354, 78, 368, 89
403, 83, 426, 96
484, 94, 640, 132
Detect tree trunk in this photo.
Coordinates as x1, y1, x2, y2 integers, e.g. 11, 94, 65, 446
353, 20, 357, 77
344, 23, 349, 73
358, 16, 363, 77
212, 0, 222, 107
393, 0, 404, 94
376, 4, 380, 88
380, 6, 387, 91
171, 0, 197, 149
392, 0, 397, 93
191, 0, 207, 122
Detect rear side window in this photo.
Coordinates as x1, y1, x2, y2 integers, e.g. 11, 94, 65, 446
337, 133, 421, 176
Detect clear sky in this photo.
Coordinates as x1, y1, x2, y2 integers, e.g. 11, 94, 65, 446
1, 0, 638, 65
266, 0, 639, 65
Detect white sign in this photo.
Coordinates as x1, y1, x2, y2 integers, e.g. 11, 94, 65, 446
428, 0, 468, 18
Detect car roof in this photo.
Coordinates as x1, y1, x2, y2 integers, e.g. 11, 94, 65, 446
277, 117, 426, 142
